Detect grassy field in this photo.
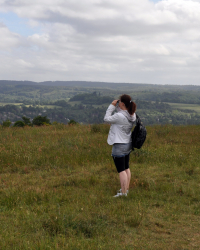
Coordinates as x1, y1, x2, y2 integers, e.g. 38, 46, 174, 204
0, 102, 23, 106
0, 124, 200, 249
166, 103, 200, 114
0, 103, 62, 109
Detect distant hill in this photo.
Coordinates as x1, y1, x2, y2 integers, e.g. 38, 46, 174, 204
0, 80, 37, 86
1, 80, 200, 91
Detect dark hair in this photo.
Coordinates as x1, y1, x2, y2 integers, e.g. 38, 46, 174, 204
120, 94, 136, 115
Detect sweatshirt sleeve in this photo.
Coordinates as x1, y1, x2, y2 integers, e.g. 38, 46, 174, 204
104, 104, 121, 124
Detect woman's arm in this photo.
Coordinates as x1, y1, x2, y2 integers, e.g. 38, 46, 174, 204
104, 103, 121, 124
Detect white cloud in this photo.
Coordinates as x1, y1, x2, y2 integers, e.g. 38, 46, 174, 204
0, 23, 22, 49
17, 59, 34, 68
0, 0, 200, 84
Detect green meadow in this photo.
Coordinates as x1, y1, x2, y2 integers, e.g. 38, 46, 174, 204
0, 124, 200, 249
167, 103, 200, 114
0, 103, 61, 109
0, 102, 23, 106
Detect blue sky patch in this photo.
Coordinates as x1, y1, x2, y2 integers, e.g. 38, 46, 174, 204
0, 12, 40, 37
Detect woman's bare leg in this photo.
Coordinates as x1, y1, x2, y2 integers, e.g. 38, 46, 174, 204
125, 168, 131, 191
119, 171, 128, 194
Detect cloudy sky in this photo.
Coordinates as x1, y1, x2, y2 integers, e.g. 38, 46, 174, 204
0, 0, 200, 85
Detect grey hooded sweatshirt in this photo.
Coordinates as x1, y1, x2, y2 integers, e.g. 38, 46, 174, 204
104, 104, 136, 145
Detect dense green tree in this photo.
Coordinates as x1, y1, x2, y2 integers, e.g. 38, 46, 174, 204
32, 116, 51, 126
2, 119, 11, 127
22, 116, 32, 126
68, 119, 78, 125
13, 121, 25, 127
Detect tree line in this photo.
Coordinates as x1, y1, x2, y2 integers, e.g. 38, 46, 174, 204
1, 99, 200, 126
1, 115, 78, 128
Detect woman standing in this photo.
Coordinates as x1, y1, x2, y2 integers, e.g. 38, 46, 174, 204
104, 94, 136, 197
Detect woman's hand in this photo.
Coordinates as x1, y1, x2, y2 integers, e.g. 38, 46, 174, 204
112, 100, 119, 106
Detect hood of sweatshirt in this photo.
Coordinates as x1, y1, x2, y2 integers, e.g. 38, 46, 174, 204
116, 106, 136, 122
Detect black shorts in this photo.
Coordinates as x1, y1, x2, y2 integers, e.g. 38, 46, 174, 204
112, 154, 130, 173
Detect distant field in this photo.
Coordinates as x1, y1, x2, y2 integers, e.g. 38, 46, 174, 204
0, 102, 22, 106
0, 103, 61, 109
166, 102, 200, 113
0, 101, 108, 110
37, 105, 62, 109
68, 101, 81, 106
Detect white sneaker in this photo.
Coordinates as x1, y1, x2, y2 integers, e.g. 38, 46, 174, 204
113, 192, 127, 197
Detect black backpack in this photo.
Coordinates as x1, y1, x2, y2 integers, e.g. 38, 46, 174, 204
131, 114, 147, 149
